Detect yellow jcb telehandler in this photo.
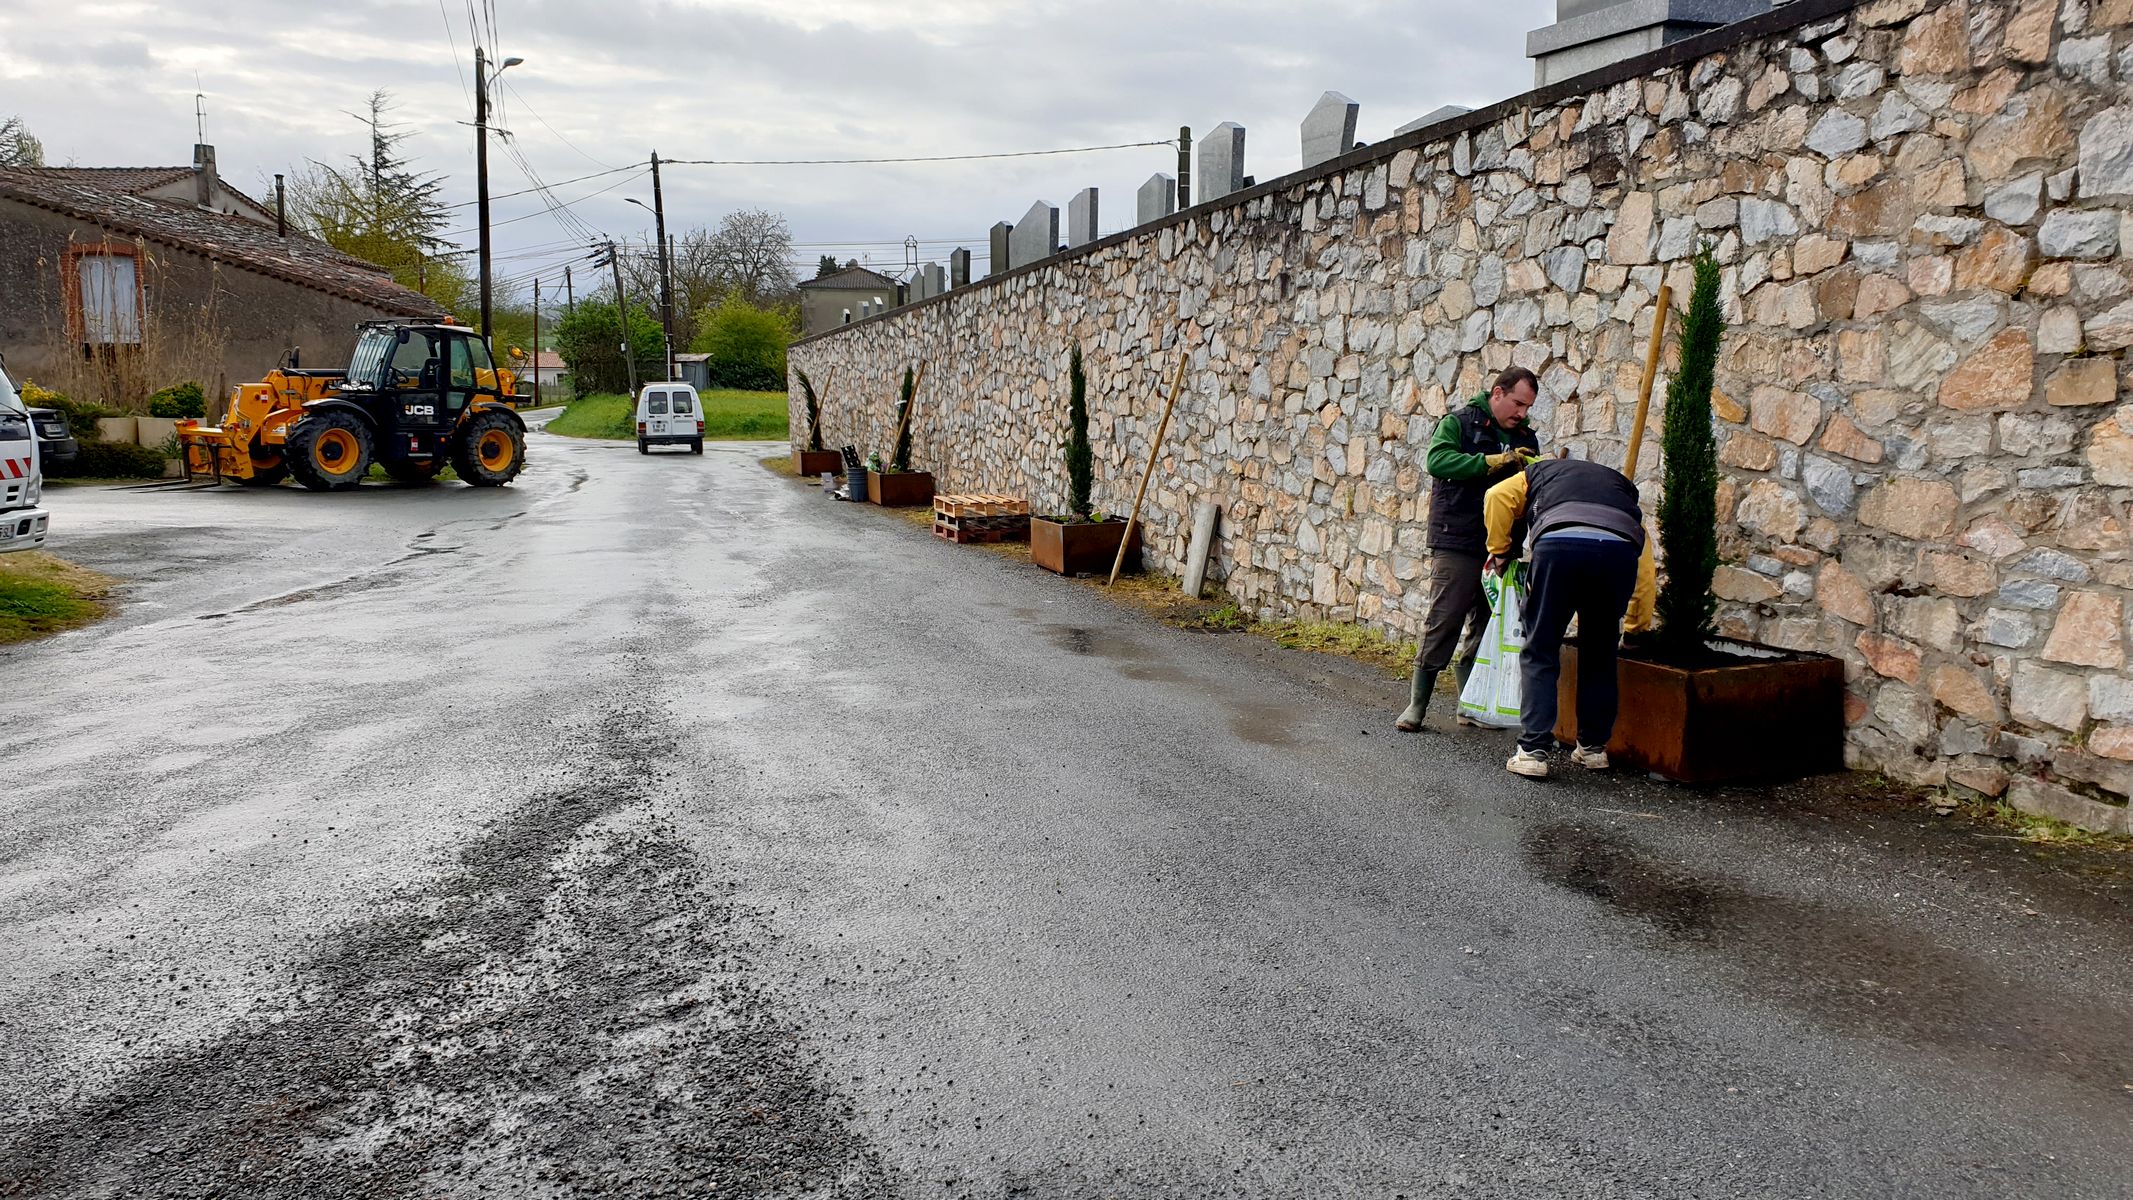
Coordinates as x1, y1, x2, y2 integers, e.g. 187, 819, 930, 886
177, 320, 527, 490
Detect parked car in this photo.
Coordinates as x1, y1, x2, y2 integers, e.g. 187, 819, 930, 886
635, 382, 704, 455
0, 356, 51, 554
29, 405, 77, 471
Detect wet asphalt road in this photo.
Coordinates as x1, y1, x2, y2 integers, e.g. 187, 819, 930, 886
2, 424, 2130, 1198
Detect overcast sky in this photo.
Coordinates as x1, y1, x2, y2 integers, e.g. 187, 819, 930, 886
1, 0, 1552, 299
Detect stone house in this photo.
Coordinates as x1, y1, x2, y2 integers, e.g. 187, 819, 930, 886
792, 0, 2133, 832
0, 144, 442, 406
797, 265, 901, 335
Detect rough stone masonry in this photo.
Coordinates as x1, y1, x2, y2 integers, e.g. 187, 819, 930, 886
790, 0, 2133, 832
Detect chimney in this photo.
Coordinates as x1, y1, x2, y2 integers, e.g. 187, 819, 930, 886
274, 173, 286, 237
192, 143, 217, 209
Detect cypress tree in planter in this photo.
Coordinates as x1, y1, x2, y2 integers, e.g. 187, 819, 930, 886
1555, 248, 1844, 783
1031, 345, 1138, 575
866, 363, 933, 506
793, 369, 842, 477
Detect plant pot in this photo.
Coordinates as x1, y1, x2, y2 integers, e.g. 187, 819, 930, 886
137, 416, 180, 448
1555, 640, 1846, 784
1030, 516, 1142, 576
796, 449, 843, 477
97, 416, 138, 444
867, 470, 934, 507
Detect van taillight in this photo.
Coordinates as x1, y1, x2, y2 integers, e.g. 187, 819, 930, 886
696, 420, 705, 433
637, 421, 647, 433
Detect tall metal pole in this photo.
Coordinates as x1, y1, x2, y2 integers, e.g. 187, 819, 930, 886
1178, 126, 1192, 209
532, 277, 542, 410
564, 265, 574, 314
650, 151, 675, 382
608, 240, 638, 396
475, 46, 493, 346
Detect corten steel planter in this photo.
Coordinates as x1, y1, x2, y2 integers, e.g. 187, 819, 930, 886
1030, 517, 1142, 576
866, 470, 934, 507
1555, 641, 1845, 784
795, 450, 843, 477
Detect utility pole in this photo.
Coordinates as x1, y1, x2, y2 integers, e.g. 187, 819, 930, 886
607, 240, 638, 396
1178, 126, 1192, 209
564, 265, 574, 314
650, 151, 676, 382
532, 277, 541, 410
475, 46, 493, 346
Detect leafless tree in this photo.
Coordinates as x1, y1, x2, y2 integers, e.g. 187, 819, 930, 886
613, 210, 797, 347
704, 209, 797, 308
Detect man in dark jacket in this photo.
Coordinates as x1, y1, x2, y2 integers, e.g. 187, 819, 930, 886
1482, 456, 1657, 779
1395, 367, 1543, 731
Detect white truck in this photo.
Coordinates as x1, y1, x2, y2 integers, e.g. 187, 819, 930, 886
0, 356, 51, 554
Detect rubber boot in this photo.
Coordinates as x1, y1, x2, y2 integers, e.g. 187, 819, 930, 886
1395, 665, 1436, 731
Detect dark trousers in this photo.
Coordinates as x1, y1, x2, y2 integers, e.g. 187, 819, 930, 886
1519, 536, 1640, 753
1416, 550, 1488, 677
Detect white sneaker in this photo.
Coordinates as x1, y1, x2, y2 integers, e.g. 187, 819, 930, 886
1506, 748, 1551, 778
1571, 745, 1610, 770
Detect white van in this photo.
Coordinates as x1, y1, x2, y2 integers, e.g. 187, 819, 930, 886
635, 382, 704, 455
0, 357, 50, 555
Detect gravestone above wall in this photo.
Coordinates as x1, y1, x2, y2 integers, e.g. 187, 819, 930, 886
924, 262, 947, 296
1067, 188, 1100, 248
988, 222, 1013, 276
1198, 122, 1246, 204
1136, 173, 1177, 225
1527, 0, 1770, 87
1395, 105, 1473, 136
1007, 201, 1059, 268
1301, 91, 1360, 170
949, 248, 970, 289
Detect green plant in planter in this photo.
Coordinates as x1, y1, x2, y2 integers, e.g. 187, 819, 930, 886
147, 381, 206, 419
889, 364, 915, 472
796, 369, 826, 452
1063, 345, 1095, 521
1654, 247, 1723, 656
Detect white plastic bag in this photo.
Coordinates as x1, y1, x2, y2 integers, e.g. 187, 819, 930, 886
1457, 562, 1525, 729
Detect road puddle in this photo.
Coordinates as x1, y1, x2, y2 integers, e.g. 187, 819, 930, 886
1522, 822, 2133, 1095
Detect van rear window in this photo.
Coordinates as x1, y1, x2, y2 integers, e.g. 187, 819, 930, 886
647, 394, 669, 415
673, 394, 694, 414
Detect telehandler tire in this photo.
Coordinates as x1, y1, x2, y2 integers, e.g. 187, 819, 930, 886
452, 410, 525, 486
285, 411, 373, 491
239, 448, 289, 487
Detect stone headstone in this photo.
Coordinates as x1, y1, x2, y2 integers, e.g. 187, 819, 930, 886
925, 262, 947, 295
949, 248, 971, 288
906, 270, 929, 303
1198, 122, 1246, 203
1067, 187, 1099, 248
1394, 105, 1473, 136
1301, 91, 1359, 170
989, 221, 1013, 276
1008, 200, 1059, 268
1136, 173, 1177, 224
1526, 0, 1771, 87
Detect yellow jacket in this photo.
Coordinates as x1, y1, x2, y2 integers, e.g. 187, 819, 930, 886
1483, 469, 1658, 634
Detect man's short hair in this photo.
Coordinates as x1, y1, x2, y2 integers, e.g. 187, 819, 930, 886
1492, 367, 1540, 396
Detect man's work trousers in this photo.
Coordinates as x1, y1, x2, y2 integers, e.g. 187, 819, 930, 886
1416, 549, 1488, 680
1518, 534, 1640, 754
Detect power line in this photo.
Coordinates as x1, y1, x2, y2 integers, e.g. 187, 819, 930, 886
436, 0, 472, 110
662, 138, 1175, 167
501, 79, 620, 171
440, 163, 640, 210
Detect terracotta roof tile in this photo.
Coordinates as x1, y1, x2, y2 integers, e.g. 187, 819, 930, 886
0, 167, 444, 317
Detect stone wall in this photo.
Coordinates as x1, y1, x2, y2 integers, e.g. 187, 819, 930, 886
790, 0, 2133, 832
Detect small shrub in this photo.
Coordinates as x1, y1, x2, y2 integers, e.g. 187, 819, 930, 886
890, 365, 915, 473
795, 369, 825, 451
147, 381, 206, 419
52, 440, 167, 479
1064, 346, 1093, 519
20, 381, 120, 438
1656, 248, 1724, 655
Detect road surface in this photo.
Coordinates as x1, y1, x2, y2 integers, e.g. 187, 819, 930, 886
2, 426, 2129, 1198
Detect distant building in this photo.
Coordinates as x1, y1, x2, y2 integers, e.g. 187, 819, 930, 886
797, 265, 900, 336
0, 143, 441, 402
673, 352, 712, 393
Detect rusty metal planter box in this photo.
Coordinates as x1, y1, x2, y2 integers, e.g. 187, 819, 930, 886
1556, 641, 1845, 784
866, 470, 934, 507
796, 450, 843, 477
1030, 517, 1140, 576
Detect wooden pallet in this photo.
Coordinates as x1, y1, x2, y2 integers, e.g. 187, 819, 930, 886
933, 493, 1030, 520
934, 513, 1031, 544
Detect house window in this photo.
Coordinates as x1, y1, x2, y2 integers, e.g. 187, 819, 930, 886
75, 253, 141, 345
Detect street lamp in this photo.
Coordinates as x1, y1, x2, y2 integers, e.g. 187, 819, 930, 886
474, 48, 524, 348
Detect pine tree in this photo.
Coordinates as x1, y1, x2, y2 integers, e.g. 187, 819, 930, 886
891, 365, 915, 472
1064, 346, 1093, 519
816, 255, 840, 278
1656, 248, 1724, 654
796, 368, 825, 450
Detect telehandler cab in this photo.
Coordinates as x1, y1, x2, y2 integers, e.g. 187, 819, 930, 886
177, 320, 527, 491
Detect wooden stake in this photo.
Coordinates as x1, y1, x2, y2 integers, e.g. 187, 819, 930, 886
1109, 351, 1191, 587
1623, 283, 1673, 478
888, 360, 926, 467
